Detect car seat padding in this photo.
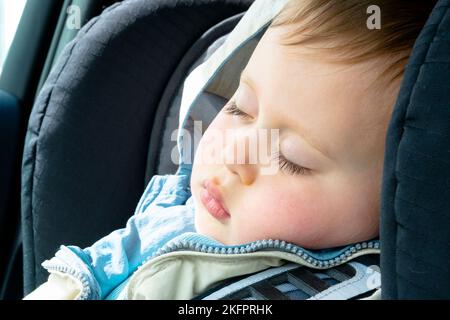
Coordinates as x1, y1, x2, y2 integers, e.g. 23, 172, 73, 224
381, 0, 450, 299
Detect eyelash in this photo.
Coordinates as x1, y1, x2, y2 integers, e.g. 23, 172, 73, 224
224, 101, 311, 176
223, 100, 252, 120
273, 152, 311, 176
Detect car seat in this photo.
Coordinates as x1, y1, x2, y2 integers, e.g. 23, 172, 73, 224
20, 0, 450, 299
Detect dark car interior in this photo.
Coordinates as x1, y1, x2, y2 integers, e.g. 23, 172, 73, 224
1, 0, 450, 300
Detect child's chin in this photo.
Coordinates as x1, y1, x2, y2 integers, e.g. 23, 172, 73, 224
194, 217, 231, 245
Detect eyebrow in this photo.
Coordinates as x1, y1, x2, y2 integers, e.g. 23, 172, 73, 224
239, 70, 332, 161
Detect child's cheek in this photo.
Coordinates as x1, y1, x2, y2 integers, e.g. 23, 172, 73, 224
270, 186, 325, 228
240, 181, 328, 244
194, 114, 229, 164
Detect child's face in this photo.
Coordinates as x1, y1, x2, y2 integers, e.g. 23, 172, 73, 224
190, 26, 401, 249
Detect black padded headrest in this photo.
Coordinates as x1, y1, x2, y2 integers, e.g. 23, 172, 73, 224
381, 0, 450, 299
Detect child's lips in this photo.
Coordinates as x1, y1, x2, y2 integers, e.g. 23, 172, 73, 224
200, 179, 230, 220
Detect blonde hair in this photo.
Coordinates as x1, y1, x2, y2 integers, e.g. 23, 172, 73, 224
271, 0, 437, 82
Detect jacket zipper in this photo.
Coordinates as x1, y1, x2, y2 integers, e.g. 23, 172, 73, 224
143, 237, 380, 269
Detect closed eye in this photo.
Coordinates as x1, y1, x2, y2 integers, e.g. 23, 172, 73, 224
273, 152, 312, 176
224, 102, 311, 176
223, 100, 253, 120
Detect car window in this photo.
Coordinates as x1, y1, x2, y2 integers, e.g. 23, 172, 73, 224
0, 0, 27, 75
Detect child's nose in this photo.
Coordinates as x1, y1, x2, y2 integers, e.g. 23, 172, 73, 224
221, 132, 258, 185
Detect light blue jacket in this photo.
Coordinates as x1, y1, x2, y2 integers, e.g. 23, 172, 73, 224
42, 173, 195, 299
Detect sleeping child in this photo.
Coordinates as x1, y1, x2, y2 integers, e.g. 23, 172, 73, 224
24, 0, 436, 300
